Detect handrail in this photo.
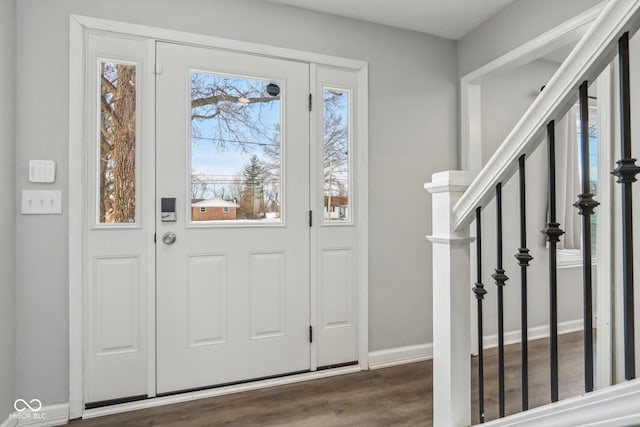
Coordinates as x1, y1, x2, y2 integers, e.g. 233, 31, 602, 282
453, 0, 640, 231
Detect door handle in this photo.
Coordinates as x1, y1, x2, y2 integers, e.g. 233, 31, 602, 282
162, 232, 177, 245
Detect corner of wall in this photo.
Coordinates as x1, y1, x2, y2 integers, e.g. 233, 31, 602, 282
0, 0, 17, 421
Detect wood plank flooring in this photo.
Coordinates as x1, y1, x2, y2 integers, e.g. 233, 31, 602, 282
71, 332, 586, 426
472, 330, 585, 423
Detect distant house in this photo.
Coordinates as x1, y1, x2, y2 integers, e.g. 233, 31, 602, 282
323, 195, 349, 220
191, 198, 239, 221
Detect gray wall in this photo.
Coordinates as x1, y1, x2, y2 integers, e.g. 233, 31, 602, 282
481, 59, 558, 166
458, 0, 606, 338
458, 0, 605, 77
0, 0, 17, 419
478, 60, 586, 336
15, 0, 458, 404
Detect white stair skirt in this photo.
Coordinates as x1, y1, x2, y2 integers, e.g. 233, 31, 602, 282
480, 378, 640, 427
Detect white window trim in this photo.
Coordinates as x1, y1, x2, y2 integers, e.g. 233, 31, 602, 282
557, 249, 597, 269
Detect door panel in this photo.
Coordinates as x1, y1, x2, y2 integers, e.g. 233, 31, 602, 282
249, 252, 286, 339
94, 256, 141, 355
155, 42, 310, 393
314, 66, 360, 367
320, 248, 353, 328
84, 33, 151, 404
186, 254, 227, 346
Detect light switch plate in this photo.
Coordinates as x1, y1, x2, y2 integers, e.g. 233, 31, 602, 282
29, 160, 56, 183
21, 190, 62, 214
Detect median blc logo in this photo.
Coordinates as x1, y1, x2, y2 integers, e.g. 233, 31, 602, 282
14, 399, 42, 412
11, 399, 46, 421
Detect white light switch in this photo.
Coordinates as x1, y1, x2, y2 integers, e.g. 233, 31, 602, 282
21, 190, 62, 214
29, 160, 56, 183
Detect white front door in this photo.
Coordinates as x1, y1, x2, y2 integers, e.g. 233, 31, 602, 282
155, 42, 311, 393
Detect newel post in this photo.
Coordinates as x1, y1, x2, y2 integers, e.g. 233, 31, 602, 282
425, 170, 473, 427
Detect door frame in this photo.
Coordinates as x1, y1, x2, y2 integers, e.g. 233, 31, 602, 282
69, 15, 368, 419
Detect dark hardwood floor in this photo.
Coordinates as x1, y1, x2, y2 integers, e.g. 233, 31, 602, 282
472, 330, 585, 423
71, 332, 585, 426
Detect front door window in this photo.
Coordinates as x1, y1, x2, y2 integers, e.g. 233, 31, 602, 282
190, 73, 282, 223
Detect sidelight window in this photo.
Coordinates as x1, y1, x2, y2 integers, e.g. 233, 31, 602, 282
322, 88, 351, 223
98, 61, 138, 224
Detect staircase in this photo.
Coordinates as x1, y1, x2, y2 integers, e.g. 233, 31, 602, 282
426, 0, 640, 425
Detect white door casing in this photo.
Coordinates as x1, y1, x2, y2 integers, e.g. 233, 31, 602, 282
71, 17, 368, 417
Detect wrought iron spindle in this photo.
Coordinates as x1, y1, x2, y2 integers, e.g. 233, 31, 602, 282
492, 183, 508, 417
474, 206, 487, 423
515, 155, 533, 410
574, 81, 598, 392
612, 31, 639, 380
543, 121, 564, 403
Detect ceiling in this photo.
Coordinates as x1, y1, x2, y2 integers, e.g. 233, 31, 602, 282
262, 0, 517, 40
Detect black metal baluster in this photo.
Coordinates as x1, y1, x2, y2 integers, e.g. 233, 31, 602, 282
574, 81, 598, 393
612, 31, 639, 380
474, 207, 487, 423
515, 155, 533, 411
543, 121, 564, 403
492, 183, 508, 417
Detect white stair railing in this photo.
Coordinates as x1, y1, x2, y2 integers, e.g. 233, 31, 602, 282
427, 0, 640, 425
453, 0, 640, 230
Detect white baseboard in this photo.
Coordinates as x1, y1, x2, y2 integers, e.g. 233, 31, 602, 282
483, 378, 640, 427
1, 415, 18, 427
368, 343, 433, 370
368, 320, 583, 370
481, 319, 583, 351
6, 403, 69, 427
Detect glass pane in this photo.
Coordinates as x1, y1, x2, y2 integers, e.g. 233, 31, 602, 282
190, 72, 282, 223
323, 88, 350, 222
99, 61, 137, 224
575, 101, 598, 254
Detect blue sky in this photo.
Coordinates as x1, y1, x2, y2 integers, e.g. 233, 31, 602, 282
190, 72, 281, 180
